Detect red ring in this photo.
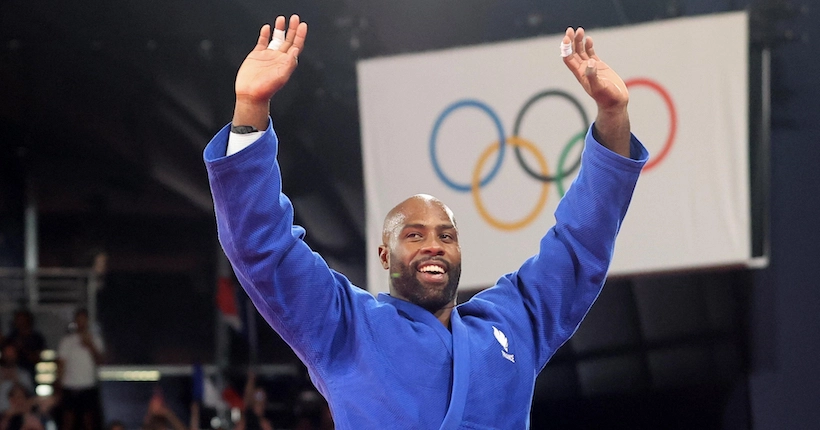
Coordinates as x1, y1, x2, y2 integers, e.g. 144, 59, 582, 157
624, 78, 677, 172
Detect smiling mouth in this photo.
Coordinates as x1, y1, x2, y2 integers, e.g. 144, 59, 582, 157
417, 261, 448, 283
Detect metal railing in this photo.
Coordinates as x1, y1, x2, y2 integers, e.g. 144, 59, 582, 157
0, 267, 100, 319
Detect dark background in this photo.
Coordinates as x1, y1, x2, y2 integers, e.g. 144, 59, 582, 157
1, 0, 818, 428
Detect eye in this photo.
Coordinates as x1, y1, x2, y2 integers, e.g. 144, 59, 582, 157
406, 232, 422, 240
440, 233, 455, 242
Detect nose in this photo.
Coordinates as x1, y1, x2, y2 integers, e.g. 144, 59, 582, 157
420, 236, 445, 256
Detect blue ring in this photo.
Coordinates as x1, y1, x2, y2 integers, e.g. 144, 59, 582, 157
429, 100, 506, 192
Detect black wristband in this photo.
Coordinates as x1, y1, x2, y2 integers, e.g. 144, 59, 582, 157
230, 124, 259, 134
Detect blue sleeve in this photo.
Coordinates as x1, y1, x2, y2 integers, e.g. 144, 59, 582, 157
473, 125, 648, 369
203, 121, 371, 367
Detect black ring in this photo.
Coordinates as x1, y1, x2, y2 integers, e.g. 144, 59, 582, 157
512, 90, 589, 183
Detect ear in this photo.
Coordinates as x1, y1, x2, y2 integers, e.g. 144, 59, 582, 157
378, 245, 389, 269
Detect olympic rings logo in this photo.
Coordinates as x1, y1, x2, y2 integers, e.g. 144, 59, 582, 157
429, 77, 677, 231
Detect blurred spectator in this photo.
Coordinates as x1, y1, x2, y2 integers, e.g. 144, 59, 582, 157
5, 310, 46, 385
0, 343, 34, 414
57, 308, 105, 430
0, 383, 43, 430
234, 370, 273, 430
141, 388, 185, 430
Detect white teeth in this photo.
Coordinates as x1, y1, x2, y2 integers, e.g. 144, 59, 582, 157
419, 265, 444, 273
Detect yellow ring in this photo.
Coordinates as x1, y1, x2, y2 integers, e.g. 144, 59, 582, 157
471, 136, 550, 231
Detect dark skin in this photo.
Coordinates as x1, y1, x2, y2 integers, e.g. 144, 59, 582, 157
562, 27, 631, 157
232, 15, 307, 131
379, 194, 461, 327
229, 16, 633, 327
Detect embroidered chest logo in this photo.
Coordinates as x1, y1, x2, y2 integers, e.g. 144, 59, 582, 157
492, 326, 515, 363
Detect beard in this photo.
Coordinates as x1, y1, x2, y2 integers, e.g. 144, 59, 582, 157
390, 257, 461, 313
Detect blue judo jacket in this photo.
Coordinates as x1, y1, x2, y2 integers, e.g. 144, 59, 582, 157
204, 121, 647, 429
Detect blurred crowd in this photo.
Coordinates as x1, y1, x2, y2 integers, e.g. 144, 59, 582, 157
0, 309, 331, 430
0, 308, 104, 430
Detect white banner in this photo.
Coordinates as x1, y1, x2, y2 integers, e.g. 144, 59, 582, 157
358, 12, 751, 293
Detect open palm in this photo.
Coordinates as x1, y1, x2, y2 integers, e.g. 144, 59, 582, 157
562, 27, 628, 110
235, 15, 308, 103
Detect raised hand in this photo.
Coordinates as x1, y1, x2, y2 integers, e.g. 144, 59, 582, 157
562, 27, 627, 110
562, 27, 631, 156
233, 15, 308, 130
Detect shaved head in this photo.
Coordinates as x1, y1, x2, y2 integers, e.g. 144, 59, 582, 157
382, 194, 456, 246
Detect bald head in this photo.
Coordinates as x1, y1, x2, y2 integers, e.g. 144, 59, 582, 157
382, 194, 456, 247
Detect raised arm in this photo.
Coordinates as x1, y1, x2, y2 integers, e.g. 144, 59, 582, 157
472, 27, 648, 368
233, 15, 307, 131
562, 27, 631, 157
204, 16, 371, 368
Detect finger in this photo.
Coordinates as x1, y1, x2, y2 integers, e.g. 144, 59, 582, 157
575, 27, 588, 60
560, 28, 573, 58
279, 14, 301, 52
267, 16, 286, 50
584, 58, 603, 94
290, 22, 308, 53
564, 26, 575, 45
274, 15, 286, 31
255, 24, 271, 51
585, 36, 599, 61
562, 28, 584, 76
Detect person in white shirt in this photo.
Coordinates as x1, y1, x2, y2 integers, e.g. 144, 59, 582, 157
57, 308, 104, 430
